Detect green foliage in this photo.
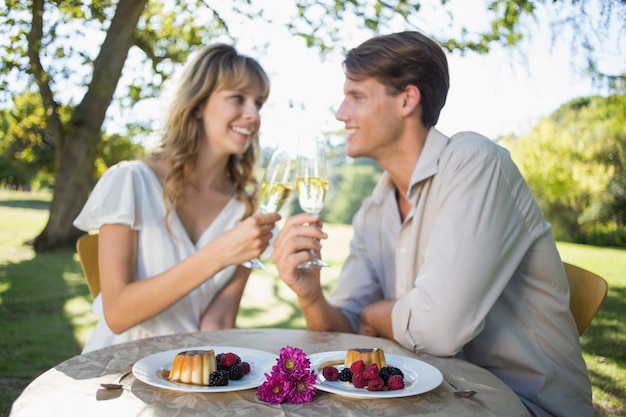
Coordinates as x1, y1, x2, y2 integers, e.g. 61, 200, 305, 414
0, 91, 55, 189
576, 222, 626, 248
293, 0, 527, 53
290, 0, 625, 92
0, 154, 28, 189
95, 133, 146, 178
501, 94, 626, 246
601, 172, 626, 224
0, 92, 145, 188
325, 162, 381, 224
0, 1, 248, 109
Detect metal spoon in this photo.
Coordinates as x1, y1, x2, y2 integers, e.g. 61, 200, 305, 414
100, 364, 134, 390
441, 371, 477, 398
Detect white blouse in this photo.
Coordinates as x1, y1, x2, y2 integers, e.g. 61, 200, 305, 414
74, 161, 244, 353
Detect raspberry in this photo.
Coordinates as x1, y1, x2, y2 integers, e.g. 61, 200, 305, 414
351, 372, 367, 388
387, 375, 405, 390
322, 366, 339, 381
241, 361, 251, 375
349, 360, 366, 374
367, 376, 385, 391
338, 368, 353, 382
220, 352, 239, 367
209, 370, 229, 386
362, 363, 379, 380
228, 364, 245, 380
215, 354, 227, 371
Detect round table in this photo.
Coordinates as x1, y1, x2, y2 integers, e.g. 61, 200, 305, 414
10, 328, 530, 416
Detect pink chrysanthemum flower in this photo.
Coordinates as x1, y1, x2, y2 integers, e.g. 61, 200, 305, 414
256, 372, 291, 404
274, 346, 311, 377
285, 370, 318, 404
257, 346, 317, 404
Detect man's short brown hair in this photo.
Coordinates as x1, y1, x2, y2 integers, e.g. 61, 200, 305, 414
343, 31, 450, 127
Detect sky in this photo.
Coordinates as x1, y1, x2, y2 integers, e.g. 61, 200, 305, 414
127, 1, 621, 151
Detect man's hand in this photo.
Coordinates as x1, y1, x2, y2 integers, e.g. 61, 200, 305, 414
359, 300, 395, 339
271, 212, 327, 301
272, 212, 354, 333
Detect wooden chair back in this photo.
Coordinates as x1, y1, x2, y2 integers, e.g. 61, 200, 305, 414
76, 234, 100, 298
563, 262, 608, 336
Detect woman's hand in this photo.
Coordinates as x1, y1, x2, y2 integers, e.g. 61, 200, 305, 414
211, 211, 281, 267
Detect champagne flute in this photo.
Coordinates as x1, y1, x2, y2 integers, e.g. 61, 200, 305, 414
243, 145, 294, 270
296, 138, 330, 269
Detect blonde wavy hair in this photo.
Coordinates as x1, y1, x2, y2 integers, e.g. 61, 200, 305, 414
151, 44, 270, 229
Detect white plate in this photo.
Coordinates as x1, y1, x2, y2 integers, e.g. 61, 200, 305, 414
308, 351, 443, 399
132, 346, 276, 393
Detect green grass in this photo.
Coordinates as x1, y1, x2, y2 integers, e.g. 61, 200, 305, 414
558, 242, 626, 415
1, 190, 625, 416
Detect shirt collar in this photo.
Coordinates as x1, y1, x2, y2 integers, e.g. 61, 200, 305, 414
407, 127, 449, 198
370, 127, 450, 204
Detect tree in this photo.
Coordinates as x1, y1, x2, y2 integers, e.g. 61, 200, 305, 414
501, 94, 626, 243
291, 0, 625, 90
1, 90, 145, 190
1, 0, 227, 250
0, 90, 54, 189
1, 0, 624, 251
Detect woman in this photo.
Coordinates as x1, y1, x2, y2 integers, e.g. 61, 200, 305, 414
74, 44, 280, 353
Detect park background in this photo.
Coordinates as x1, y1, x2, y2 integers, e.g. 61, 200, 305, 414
1, 190, 625, 416
1, 1, 625, 416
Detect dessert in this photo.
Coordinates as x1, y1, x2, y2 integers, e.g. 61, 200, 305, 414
344, 348, 387, 369
321, 347, 406, 391
168, 349, 217, 385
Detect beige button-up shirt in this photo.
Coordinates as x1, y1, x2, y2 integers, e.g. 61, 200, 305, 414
329, 128, 592, 416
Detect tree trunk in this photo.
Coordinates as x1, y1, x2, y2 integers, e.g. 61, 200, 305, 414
33, 0, 149, 251
33, 128, 99, 250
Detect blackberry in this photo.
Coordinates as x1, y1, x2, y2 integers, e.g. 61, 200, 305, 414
228, 364, 245, 380
209, 370, 229, 386
215, 354, 228, 371
338, 368, 353, 382
379, 366, 404, 383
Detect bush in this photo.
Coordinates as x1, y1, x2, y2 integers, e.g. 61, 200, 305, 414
576, 222, 626, 248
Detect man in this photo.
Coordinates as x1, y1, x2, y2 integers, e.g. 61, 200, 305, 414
272, 31, 592, 416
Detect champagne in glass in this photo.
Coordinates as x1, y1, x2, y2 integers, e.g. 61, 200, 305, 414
243, 145, 294, 270
296, 138, 330, 269
259, 182, 292, 214
296, 177, 328, 215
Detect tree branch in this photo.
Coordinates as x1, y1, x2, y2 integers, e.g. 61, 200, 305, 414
72, 0, 149, 134
27, 0, 63, 147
